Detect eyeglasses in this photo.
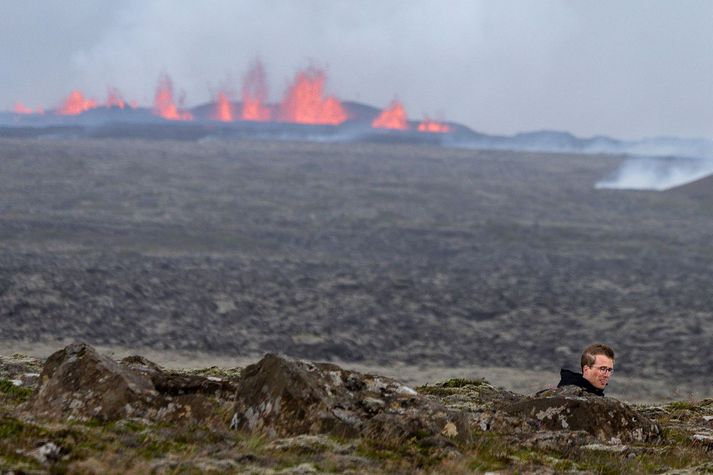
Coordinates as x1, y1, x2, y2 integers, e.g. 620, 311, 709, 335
590, 365, 614, 374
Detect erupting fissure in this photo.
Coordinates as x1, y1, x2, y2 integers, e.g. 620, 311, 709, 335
9, 61, 453, 134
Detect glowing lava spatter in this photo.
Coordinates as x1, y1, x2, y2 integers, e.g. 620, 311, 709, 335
242, 97, 271, 122
153, 74, 193, 121
13, 102, 34, 114
106, 88, 130, 109
372, 100, 408, 130
56, 90, 98, 115
418, 118, 450, 133
279, 66, 347, 125
212, 92, 234, 121
241, 59, 271, 121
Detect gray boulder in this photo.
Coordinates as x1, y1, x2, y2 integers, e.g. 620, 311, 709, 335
232, 353, 471, 445
27, 343, 233, 423
28, 342, 158, 421
502, 386, 661, 443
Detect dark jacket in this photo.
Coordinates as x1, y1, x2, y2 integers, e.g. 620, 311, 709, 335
557, 368, 605, 396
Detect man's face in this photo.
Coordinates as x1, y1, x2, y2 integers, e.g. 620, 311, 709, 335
582, 354, 614, 389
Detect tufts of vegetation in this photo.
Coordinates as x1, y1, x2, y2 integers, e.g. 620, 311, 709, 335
0, 417, 26, 439
441, 378, 488, 388
0, 379, 34, 402
667, 400, 700, 411
1, 358, 713, 474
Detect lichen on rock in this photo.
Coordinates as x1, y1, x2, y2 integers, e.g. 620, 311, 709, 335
25, 342, 237, 424
502, 386, 661, 443
231, 353, 471, 447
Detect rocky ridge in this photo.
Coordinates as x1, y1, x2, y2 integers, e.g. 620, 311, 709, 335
1, 344, 712, 474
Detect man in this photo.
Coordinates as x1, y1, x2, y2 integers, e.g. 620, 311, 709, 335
558, 343, 615, 396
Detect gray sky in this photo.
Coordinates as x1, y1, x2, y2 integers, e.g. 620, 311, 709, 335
1, 0, 711, 139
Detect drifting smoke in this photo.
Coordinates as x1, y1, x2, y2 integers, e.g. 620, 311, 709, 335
452, 129, 713, 191
595, 137, 713, 190
596, 157, 713, 191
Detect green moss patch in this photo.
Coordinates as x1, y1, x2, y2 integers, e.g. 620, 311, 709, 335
441, 378, 488, 388
0, 379, 33, 402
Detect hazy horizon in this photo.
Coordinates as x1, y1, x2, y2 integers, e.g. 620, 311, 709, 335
2, 0, 712, 141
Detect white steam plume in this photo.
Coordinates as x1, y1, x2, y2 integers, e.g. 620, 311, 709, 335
596, 156, 713, 191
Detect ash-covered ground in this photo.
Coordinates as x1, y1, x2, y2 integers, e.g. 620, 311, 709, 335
1, 138, 711, 399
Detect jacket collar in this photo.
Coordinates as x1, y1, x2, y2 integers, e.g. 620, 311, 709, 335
559, 368, 605, 396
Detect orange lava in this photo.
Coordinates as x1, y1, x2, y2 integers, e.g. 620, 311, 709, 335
13, 102, 34, 114
372, 100, 408, 130
212, 92, 234, 122
56, 90, 98, 115
279, 67, 347, 125
241, 59, 271, 121
417, 118, 450, 133
153, 74, 193, 121
106, 88, 130, 109
11, 62, 455, 135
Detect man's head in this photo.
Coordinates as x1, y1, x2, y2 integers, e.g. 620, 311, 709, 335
580, 343, 615, 390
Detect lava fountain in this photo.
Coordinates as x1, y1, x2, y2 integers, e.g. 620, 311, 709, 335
212, 92, 234, 122
153, 74, 193, 121
241, 59, 271, 121
279, 66, 347, 125
56, 91, 98, 115
13, 102, 42, 115
106, 87, 131, 109
372, 100, 408, 130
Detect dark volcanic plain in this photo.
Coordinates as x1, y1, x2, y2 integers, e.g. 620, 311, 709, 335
1, 138, 711, 400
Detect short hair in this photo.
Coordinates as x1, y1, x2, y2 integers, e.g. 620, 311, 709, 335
581, 343, 615, 370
